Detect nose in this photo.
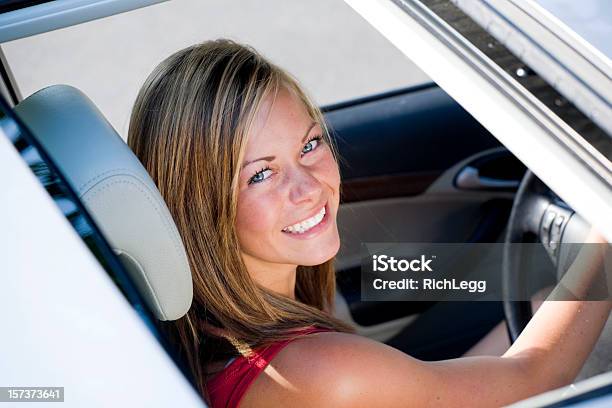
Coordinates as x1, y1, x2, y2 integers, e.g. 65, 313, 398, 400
288, 166, 323, 205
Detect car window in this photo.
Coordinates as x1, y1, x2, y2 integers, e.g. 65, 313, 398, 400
0, 0, 431, 138
0, 0, 53, 14
534, 0, 611, 59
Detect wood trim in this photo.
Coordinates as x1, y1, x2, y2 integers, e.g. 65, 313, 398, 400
340, 171, 442, 203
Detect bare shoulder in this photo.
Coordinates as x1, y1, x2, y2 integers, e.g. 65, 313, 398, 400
240, 331, 431, 408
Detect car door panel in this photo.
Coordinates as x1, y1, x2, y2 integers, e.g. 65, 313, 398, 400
324, 85, 523, 354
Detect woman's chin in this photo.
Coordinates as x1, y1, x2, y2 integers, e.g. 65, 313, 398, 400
294, 236, 340, 266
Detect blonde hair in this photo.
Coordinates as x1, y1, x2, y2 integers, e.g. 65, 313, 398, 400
127, 39, 353, 400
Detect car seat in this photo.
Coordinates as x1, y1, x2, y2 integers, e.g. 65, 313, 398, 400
13, 84, 193, 321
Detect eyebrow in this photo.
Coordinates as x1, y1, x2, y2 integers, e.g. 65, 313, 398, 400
241, 121, 318, 169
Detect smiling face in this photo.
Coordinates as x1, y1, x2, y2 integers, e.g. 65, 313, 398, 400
235, 87, 341, 283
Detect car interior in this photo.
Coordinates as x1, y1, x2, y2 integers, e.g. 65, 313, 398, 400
6, 67, 611, 408
12, 79, 526, 363
325, 83, 526, 358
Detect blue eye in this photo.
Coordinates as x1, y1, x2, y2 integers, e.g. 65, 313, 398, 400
302, 136, 322, 156
248, 167, 272, 185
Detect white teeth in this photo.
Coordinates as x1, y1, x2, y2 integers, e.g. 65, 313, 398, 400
283, 206, 326, 234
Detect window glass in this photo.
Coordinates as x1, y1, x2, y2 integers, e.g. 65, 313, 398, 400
534, 0, 611, 59
0, 0, 52, 14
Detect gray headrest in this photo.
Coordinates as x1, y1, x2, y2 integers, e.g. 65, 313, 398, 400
14, 85, 193, 321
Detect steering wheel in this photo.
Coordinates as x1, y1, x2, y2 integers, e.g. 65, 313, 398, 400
502, 170, 590, 342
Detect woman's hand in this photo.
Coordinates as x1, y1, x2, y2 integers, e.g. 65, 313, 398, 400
552, 226, 611, 301
585, 227, 609, 244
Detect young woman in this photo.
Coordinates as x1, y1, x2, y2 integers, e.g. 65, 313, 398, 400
127, 39, 610, 407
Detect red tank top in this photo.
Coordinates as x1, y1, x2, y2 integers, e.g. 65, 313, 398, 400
206, 326, 335, 408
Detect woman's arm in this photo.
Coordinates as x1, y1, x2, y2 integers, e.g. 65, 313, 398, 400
244, 230, 610, 408
501, 228, 611, 389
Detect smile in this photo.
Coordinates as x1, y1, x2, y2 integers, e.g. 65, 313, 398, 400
282, 205, 326, 234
